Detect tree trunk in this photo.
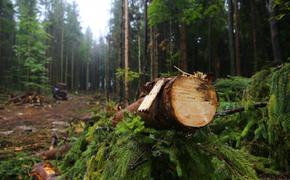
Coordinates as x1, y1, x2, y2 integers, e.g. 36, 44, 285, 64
154, 29, 158, 78
86, 62, 89, 91
138, 34, 142, 73
207, 17, 212, 73
105, 41, 110, 102
179, 23, 188, 72
150, 27, 154, 80
124, 0, 129, 104
169, 20, 173, 72
227, 0, 235, 75
60, 26, 64, 83
267, 0, 282, 64
250, 0, 258, 71
233, 0, 241, 75
113, 75, 218, 129
150, 27, 158, 80
71, 48, 74, 90
65, 47, 68, 85
142, 0, 148, 81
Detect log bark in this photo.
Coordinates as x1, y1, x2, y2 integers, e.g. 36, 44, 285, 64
8, 92, 44, 105
30, 162, 59, 180
113, 75, 218, 129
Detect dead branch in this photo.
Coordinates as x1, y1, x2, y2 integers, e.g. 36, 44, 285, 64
215, 102, 267, 117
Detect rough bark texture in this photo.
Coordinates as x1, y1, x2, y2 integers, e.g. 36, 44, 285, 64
227, 0, 235, 75
268, 0, 282, 64
233, 0, 241, 75
30, 162, 59, 180
179, 23, 188, 72
124, 0, 129, 104
113, 75, 218, 129
250, 0, 258, 71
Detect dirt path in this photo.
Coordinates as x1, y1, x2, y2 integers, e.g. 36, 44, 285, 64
0, 95, 94, 158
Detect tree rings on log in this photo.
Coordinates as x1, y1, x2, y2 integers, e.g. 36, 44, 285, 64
170, 76, 217, 127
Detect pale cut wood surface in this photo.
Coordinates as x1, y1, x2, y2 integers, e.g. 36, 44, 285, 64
138, 79, 165, 112
171, 76, 217, 127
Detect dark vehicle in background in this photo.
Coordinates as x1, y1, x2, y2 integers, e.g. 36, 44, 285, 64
52, 83, 68, 100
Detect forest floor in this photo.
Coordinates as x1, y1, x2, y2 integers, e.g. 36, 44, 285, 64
0, 94, 96, 159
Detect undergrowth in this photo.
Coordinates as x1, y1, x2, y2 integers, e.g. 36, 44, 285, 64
56, 64, 290, 179
0, 152, 40, 180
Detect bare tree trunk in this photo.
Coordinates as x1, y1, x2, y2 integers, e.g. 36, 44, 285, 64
150, 27, 158, 80
250, 0, 258, 71
86, 62, 89, 91
143, 0, 148, 80
233, 0, 241, 75
65, 47, 68, 85
150, 27, 154, 80
154, 29, 158, 78
179, 23, 188, 72
60, 26, 64, 82
227, 0, 235, 75
169, 20, 173, 73
116, 0, 124, 100
207, 17, 212, 73
138, 34, 142, 73
267, 0, 282, 64
71, 48, 74, 90
116, 46, 121, 99
124, 0, 129, 105
105, 40, 110, 102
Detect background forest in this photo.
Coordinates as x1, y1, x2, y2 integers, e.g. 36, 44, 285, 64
0, 0, 289, 100
0, 0, 289, 179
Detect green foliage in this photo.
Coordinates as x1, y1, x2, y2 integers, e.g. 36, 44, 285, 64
59, 110, 113, 179
116, 68, 141, 81
57, 65, 290, 178
214, 76, 250, 101
0, 152, 40, 180
148, 0, 224, 26
273, 0, 290, 20
58, 111, 273, 179
214, 64, 290, 172
14, 1, 50, 91
244, 68, 273, 102
148, 0, 172, 26
267, 64, 290, 169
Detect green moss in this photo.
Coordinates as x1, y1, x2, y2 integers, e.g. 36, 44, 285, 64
245, 68, 273, 102
267, 64, 290, 170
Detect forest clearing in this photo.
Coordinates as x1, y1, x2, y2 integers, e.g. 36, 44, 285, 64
0, 0, 289, 179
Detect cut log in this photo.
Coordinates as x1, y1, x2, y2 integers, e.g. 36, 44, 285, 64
30, 161, 59, 180
7, 92, 44, 106
113, 74, 218, 129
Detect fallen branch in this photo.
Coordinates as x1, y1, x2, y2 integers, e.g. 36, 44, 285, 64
173, 66, 193, 76
215, 102, 267, 117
